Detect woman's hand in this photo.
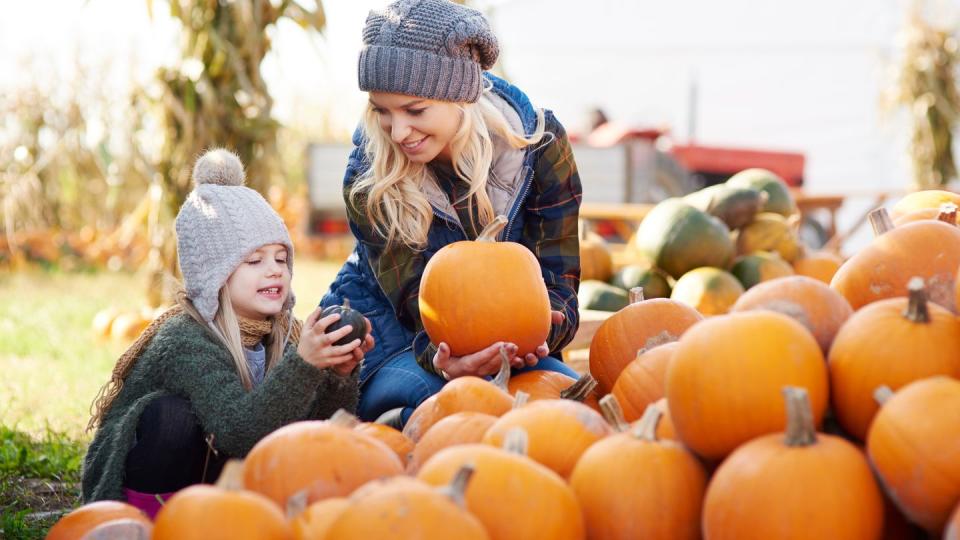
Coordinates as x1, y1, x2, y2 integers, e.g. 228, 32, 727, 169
297, 308, 364, 376
433, 341, 517, 379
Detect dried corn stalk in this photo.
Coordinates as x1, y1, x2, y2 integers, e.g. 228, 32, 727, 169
887, 2, 960, 189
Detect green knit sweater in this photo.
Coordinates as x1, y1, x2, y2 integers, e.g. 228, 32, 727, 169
81, 313, 359, 502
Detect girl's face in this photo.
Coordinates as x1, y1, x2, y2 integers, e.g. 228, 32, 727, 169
369, 92, 462, 164
226, 244, 290, 321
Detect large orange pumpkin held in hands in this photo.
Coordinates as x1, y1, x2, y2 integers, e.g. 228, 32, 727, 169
419, 214, 551, 356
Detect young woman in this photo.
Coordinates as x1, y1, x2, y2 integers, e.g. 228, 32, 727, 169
82, 149, 371, 516
321, 0, 583, 426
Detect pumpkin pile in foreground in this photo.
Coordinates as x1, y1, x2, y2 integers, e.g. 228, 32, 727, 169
56, 188, 960, 539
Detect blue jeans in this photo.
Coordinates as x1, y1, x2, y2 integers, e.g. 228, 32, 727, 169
357, 350, 579, 425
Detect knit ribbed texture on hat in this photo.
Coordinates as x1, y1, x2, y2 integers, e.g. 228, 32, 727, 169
358, 0, 498, 103
175, 149, 295, 322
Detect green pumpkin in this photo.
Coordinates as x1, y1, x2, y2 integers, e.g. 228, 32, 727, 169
730, 252, 795, 289
726, 168, 797, 217
579, 280, 630, 312
609, 265, 672, 298
320, 299, 368, 345
683, 184, 766, 230
633, 198, 735, 279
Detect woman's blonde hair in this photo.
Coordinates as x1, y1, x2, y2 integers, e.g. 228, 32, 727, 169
349, 89, 547, 249
178, 289, 287, 390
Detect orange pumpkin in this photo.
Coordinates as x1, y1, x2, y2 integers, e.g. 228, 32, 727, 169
831, 207, 960, 311
611, 342, 679, 422
580, 226, 614, 282
417, 433, 585, 540
868, 377, 960, 534
324, 466, 489, 539
408, 411, 498, 474
792, 250, 844, 284
730, 275, 853, 354
353, 422, 414, 467
507, 371, 600, 411
890, 189, 960, 220
419, 215, 551, 357
154, 462, 292, 540
47, 501, 149, 540
589, 297, 702, 395
402, 357, 513, 442
482, 399, 613, 478
243, 418, 403, 507
829, 278, 960, 440
666, 310, 829, 461
703, 387, 884, 539
291, 498, 350, 540
570, 397, 707, 540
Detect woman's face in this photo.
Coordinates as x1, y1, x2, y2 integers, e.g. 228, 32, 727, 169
226, 244, 291, 321
369, 92, 462, 164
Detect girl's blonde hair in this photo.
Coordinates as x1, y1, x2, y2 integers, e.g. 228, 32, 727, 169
349, 90, 547, 249
178, 289, 287, 390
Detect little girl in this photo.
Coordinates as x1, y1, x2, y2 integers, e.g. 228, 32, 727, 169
81, 149, 371, 516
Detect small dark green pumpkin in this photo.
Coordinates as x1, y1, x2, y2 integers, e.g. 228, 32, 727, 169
609, 265, 672, 298
579, 280, 630, 312
320, 299, 368, 345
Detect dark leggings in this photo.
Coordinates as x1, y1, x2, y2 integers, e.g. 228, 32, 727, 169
123, 395, 228, 493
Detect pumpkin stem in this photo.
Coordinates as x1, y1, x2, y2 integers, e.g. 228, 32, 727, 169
782, 386, 817, 447
629, 287, 645, 304
477, 215, 508, 242
214, 459, 246, 491
82, 520, 151, 540
512, 390, 529, 409
343, 298, 351, 310
492, 345, 512, 390
903, 277, 930, 324
503, 427, 529, 456
599, 394, 631, 433
329, 409, 361, 428
874, 385, 894, 406
439, 463, 476, 509
868, 208, 894, 236
559, 373, 598, 402
631, 402, 663, 442
938, 202, 958, 225
286, 488, 309, 520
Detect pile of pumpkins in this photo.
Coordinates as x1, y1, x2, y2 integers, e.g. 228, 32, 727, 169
579, 168, 845, 313
53, 187, 960, 539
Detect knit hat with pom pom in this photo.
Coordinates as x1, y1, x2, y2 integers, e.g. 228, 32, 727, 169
175, 148, 295, 322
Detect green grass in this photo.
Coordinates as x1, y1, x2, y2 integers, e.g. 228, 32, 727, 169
0, 257, 343, 538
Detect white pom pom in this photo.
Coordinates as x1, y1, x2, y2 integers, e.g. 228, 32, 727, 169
193, 148, 245, 187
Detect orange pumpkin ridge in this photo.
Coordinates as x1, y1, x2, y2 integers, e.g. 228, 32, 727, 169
419, 214, 551, 357
611, 342, 679, 422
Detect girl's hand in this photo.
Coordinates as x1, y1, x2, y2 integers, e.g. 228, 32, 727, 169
298, 308, 362, 375
510, 310, 565, 368
433, 341, 517, 379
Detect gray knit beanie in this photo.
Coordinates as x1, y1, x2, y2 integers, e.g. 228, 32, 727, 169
175, 148, 295, 322
358, 0, 499, 103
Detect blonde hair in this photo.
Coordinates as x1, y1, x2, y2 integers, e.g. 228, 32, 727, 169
179, 289, 287, 391
349, 90, 547, 249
